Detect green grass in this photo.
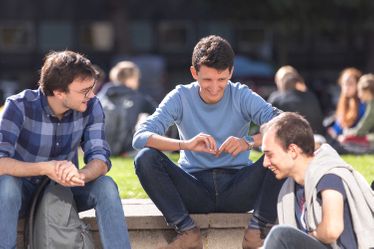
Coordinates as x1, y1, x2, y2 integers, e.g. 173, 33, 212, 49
103, 151, 374, 199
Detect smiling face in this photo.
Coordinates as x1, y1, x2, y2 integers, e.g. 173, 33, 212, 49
59, 77, 96, 113
262, 128, 296, 180
191, 65, 232, 104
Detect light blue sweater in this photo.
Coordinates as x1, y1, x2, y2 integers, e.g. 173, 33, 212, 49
133, 81, 278, 172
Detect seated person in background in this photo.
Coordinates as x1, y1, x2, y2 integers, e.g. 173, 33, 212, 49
133, 35, 283, 249
268, 70, 324, 136
339, 73, 374, 153
261, 112, 374, 249
271, 65, 307, 95
328, 67, 365, 138
97, 61, 157, 156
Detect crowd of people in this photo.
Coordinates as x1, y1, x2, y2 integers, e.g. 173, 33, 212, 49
269, 65, 374, 155
0, 35, 373, 249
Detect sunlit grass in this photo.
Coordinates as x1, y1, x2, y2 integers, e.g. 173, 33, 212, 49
89, 151, 374, 199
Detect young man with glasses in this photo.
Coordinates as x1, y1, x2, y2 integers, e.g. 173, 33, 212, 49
0, 50, 131, 249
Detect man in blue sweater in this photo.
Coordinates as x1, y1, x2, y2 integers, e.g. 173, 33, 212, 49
133, 35, 283, 249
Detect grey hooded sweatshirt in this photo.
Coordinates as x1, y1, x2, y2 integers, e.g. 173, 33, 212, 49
277, 144, 374, 249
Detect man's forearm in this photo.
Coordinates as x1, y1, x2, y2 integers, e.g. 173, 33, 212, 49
0, 157, 48, 177
146, 134, 182, 151
80, 159, 108, 183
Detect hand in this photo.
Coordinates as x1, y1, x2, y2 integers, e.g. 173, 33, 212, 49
309, 230, 317, 238
55, 161, 85, 186
46, 160, 85, 187
327, 127, 337, 139
337, 135, 345, 143
217, 136, 248, 157
182, 132, 217, 154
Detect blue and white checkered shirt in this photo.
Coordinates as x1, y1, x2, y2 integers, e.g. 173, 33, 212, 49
0, 88, 111, 181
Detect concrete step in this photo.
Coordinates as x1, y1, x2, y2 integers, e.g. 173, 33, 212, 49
17, 199, 252, 249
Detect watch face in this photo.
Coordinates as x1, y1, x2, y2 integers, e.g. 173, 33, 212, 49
245, 135, 254, 143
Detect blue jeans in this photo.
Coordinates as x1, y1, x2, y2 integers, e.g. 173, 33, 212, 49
264, 225, 331, 249
134, 148, 284, 232
0, 175, 131, 249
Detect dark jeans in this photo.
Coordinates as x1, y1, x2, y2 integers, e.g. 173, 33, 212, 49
134, 148, 284, 232
264, 225, 331, 249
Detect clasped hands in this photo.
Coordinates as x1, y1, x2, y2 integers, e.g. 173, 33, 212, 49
181, 132, 249, 157
46, 160, 85, 187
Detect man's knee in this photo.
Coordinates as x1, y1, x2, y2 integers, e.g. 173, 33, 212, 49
0, 175, 23, 207
266, 225, 294, 242
134, 147, 162, 173
90, 176, 120, 202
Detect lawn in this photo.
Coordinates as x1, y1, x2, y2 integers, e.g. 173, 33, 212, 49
102, 151, 374, 199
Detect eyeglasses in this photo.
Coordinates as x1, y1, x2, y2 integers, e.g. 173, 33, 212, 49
70, 81, 96, 98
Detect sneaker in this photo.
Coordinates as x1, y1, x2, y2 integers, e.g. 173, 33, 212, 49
158, 227, 203, 249
242, 225, 273, 249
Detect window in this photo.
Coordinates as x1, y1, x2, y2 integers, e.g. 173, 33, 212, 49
128, 21, 153, 52
158, 21, 194, 53
0, 21, 35, 52
236, 24, 273, 60
79, 21, 114, 51
38, 21, 73, 52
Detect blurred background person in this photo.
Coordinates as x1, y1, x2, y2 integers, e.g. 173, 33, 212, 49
272, 65, 307, 93
268, 68, 325, 136
97, 61, 157, 156
327, 67, 365, 139
339, 73, 374, 153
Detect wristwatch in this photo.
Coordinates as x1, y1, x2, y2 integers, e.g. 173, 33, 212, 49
243, 135, 255, 150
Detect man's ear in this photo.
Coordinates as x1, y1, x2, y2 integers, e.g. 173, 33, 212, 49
288, 144, 300, 159
52, 89, 66, 100
190, 66, 198, 80
229, 66, 234, 79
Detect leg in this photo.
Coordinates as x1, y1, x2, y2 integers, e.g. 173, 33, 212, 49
210, 156, 284, 248
264, 225, 330, 249
219, 155, 284, 224
0, 176, 37, 249
72, 176, 131, 249
215, 156, 268, 212
242, 161, 286, 248
135, 148, 215, 232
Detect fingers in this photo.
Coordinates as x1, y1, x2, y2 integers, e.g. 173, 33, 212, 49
190, 133, 217, 154
54, 161, 84, 186
189, 134, 247, 157
199, 133, 217, 152
70, 175, 85, 186
217, 136, 246, 157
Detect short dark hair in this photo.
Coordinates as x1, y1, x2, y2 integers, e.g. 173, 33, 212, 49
192, 35, 234, 72
39, 50, 97, 96
261, 112, 315, 156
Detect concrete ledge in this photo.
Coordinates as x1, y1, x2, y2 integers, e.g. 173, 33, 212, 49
18, 199, 252, 249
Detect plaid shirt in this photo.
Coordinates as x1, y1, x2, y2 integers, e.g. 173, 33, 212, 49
0, 89, 111, 178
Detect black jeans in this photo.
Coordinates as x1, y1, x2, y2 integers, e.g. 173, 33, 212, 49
134, 148, 284, 232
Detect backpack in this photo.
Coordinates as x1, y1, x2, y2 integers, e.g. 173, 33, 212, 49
100, 93, 133, 155
25, 179, 95, 249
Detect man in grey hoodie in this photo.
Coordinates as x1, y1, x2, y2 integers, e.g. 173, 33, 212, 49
260, 112, 374, 249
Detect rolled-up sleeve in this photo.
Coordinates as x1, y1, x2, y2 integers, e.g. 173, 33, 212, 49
81, 99, 112, 171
